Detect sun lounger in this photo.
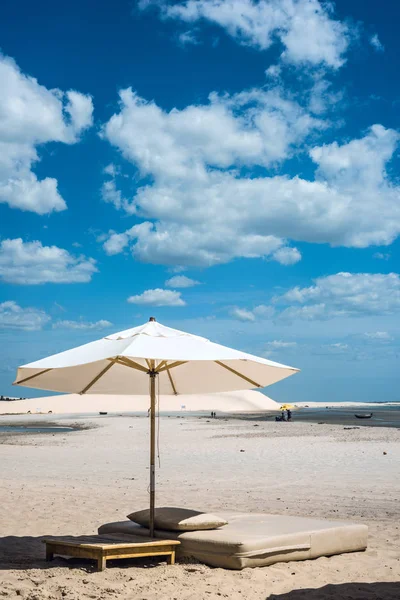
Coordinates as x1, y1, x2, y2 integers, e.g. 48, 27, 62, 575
98, 512, 368, 570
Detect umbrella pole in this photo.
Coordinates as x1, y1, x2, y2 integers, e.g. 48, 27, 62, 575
149, 370, 156, 538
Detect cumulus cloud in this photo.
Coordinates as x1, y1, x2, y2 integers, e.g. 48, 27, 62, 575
230, 307, 256, 322
328, 342, 349, 352
271, 247, 301, 265
101, 86, 324, 266
363, 331, 393, 341
103, 87, 324, 177
127, 289, 186, 306
370, 34, 384, 52
275, 272, 400, 320
141, 0, 350, 69
230, 304, 275, 321
53, 319, 112, 330
266, 340, 297, 348
0, 54, 93, 214
0, 238, 98, 285
178, 30, 201, 46
165, 275, 200, 288
264, 339, 297, 357
102, 83, 400, 268
0, 301, 51, 331
373, 252, 390, 260
101, 164, 136, 214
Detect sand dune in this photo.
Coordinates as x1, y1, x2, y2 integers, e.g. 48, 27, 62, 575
0, 389, 280, 415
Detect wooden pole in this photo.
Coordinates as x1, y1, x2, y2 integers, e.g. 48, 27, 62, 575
149, 369, 156, 538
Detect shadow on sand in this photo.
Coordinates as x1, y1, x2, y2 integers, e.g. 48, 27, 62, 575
267, 582, 400, 600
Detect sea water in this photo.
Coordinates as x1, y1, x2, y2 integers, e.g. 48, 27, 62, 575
0, 426, 75, 433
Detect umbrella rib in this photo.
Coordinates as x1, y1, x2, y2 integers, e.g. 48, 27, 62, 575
214, 360, 262, 388
13, 368, 53, 386
166, 366, 178, 395
115, 357, 149, 373
80, 359, 118, 394
157, 361, 187, 373
155, 360, 167, 371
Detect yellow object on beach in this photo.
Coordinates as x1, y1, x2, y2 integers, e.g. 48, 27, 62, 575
280, 404, 294, 410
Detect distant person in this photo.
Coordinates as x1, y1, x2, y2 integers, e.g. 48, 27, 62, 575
287, 409, 292, 421
281, 409, 286, 421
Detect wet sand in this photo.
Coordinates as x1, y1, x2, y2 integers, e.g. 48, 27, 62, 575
231, 406, 400, 428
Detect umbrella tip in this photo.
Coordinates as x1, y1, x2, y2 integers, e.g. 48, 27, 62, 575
149, 316, 156, 322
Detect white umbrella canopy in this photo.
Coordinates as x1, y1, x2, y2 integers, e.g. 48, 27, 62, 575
14, 318, 298, 395
14, 317, 299, 535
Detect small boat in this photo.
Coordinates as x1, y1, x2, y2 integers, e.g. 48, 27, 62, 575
355, 413, 373, 419
99, 411, 108, 415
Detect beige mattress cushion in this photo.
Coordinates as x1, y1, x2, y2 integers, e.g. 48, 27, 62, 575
99, 512, 368, 570
127, 507, 228, 532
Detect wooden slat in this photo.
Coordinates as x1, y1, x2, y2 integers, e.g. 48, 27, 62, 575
43, 536, 180, 550
44, 536, 179, 571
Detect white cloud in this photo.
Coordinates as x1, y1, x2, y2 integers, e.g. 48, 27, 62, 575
328, 342, 349, 351
53, 319, 112, 330
102, 84, 400, 268
373, 252, 390, 260
0, 238, 98, 285
230, 304, 275, 321
275, 272, 400, 321
266, 340, 297, 348
101, 164, 136, 214
178, 30, 201, 46
141, 0, 350, 69
253, 305, 275, 318
103, 87, 324, 177
127, 288, 186, 306
165, 275, 200, 288
103, 229, 135, 255
271, 246, 301, 265
101, 85, 324, 266
0, 53, 93, 214
370, 34, 384, 52
0, 301, 51, 331
265, 65, 281, 79
363, 331, 393, 341
264, 339, 297, 357
230, 307, 256, 322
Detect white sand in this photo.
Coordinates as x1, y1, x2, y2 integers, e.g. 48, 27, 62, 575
0, 414, 399, 599
0, 390, 280, 414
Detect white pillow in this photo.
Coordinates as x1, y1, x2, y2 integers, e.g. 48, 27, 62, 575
127, 507, 228, 532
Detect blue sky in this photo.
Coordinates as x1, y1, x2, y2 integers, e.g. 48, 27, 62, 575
0, 0, 399, 403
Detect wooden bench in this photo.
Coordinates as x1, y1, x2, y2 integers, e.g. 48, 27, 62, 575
43, 534, 180, 571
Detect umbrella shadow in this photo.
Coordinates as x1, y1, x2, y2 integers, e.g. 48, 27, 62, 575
267, 582, 400, 600
0, 535, 174, 571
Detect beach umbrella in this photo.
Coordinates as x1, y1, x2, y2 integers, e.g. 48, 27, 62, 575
13, 317, 299, 536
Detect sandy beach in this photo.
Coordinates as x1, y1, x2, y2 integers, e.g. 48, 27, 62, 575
0, 412, 399, 599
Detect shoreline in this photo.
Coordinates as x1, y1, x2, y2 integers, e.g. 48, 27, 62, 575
1, 403, 400, 429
